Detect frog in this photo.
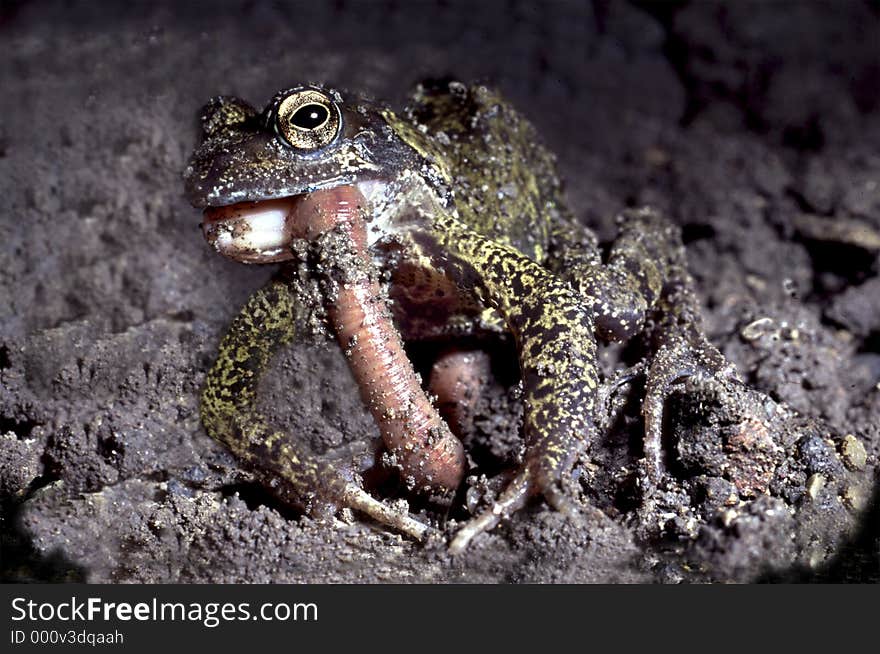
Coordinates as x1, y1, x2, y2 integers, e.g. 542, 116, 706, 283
183, 78, 736, 552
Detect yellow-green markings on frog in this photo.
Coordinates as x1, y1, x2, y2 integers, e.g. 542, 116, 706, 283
184, 78, 735, 551
202, 280, 430, 539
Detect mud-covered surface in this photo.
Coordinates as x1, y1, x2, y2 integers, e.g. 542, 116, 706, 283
1, 1, 878, 583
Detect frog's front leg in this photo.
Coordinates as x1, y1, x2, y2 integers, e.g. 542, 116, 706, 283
428, 213, 602, 553
202, 277, 430, 540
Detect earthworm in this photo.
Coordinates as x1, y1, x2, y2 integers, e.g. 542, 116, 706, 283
428, 348, 491, 436
293, 186, 466, 492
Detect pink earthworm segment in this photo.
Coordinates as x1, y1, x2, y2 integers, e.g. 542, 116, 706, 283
429, 348, 491, 437
292, 186, 467, 492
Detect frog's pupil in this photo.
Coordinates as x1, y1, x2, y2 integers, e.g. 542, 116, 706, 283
291, 104, 329, 130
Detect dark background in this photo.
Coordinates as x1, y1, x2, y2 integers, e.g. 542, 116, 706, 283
1, 0, 878, 582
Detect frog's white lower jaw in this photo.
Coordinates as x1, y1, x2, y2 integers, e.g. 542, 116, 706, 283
201, 181, 389, 264
203, 197, 298, 263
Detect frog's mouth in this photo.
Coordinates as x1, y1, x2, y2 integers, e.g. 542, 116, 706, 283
202, 196, 304, 264
201, 182, 385, 264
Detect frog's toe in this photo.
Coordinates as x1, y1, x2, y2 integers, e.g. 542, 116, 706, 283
449, 465, 595, 554
339, 483, 430, 541
449, 469, 532, 554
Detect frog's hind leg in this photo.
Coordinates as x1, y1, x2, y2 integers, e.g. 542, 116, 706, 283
597, 208, 739, 490
638, 247, 739, 490
552, 207, 739, 491
202, 278, 429, 540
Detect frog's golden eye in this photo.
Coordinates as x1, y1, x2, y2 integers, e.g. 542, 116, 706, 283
275, 90, 341, 151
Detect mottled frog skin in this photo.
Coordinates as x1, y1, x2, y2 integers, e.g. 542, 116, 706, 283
184, 79, 734, 551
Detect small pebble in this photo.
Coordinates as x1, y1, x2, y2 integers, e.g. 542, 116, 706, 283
805, 473, 826, 500
841, 434, 867, 470
843, 485, 867, 512
740, 317, 775, 341
720, 509, 738, 528
808, 547, 827, 569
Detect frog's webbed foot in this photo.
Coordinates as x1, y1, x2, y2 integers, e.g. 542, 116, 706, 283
579, 207, 743, 499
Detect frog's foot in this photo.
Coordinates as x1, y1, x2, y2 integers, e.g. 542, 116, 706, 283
640, 333, 739, 494
449, 469, 534, 554
242, 431, 433, 541
449, 455, 599, 554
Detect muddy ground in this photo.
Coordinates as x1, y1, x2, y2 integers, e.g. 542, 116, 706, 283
1, 1, 878, 583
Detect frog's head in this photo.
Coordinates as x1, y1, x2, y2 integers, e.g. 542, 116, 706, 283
184, 85, 413, 263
